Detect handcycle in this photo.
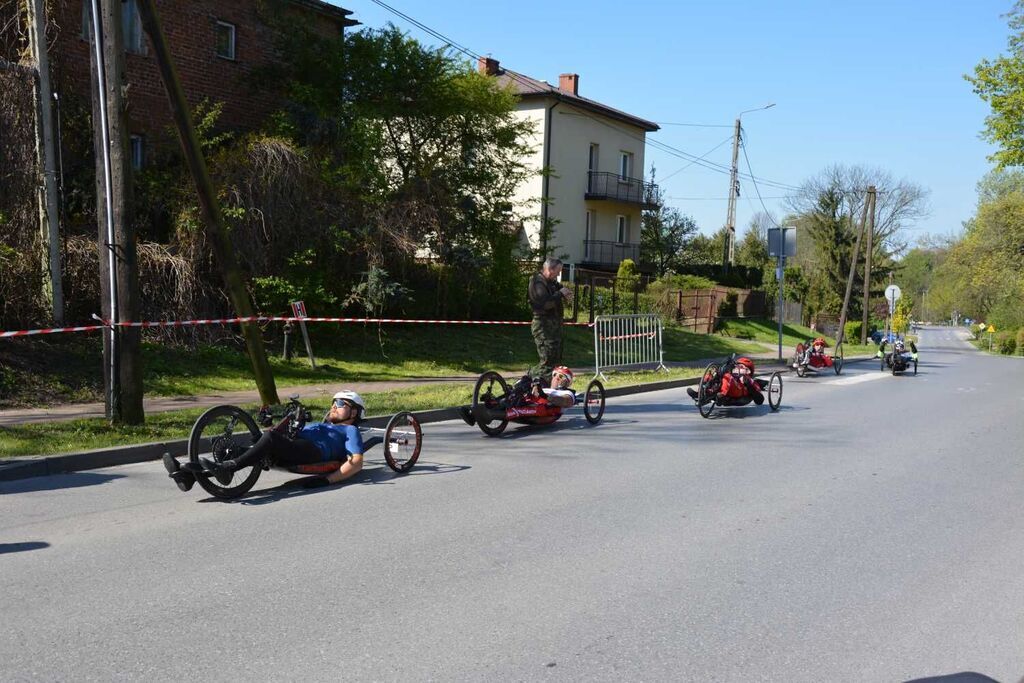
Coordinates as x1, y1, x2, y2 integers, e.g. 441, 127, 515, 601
692, 355, 783, 418
461, 370, 606, 437
881, 347, 918, 376
182, 395, 422, 499
791, 340, 843, 377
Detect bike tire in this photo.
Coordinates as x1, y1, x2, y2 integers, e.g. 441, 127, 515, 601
383, 411, 422, 473
472, 371, 510, 437
834, 346, 844, 375
697, 363, 719, 419
768, 371, 783, 412
189, 405, 263, 500
796, 363, 806, 378
583, 379, 606, 424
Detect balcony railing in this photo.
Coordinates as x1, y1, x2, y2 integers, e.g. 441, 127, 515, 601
582, 239, 641, 267
585, 171, 659, 208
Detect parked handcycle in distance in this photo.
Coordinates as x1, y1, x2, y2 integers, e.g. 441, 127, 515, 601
182, 395, 422, 499
692, 354, 783, 418
461, 370, 606, 436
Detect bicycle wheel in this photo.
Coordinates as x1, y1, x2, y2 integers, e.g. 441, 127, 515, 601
472, 371, 510, 437
189, 405, 263, 500
697, 363, 719, 419
796, 362, 806, 378
767, 371, 783, 412
834, 346, 844, 375
583, 379, 606, 424
383, 411, 422, 473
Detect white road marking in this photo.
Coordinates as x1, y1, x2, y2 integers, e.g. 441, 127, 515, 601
822, 372, 891, 387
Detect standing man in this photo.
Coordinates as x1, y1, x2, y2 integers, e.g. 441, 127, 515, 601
528, 257, 573, 384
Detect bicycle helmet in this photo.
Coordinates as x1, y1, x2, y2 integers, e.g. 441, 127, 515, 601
735, 357, 756, 373
813, 337, 827, 347
332, 390, 366, 419
551, 365, 574, 389
894, 340, 905, 352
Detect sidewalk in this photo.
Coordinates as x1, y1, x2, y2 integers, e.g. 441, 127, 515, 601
0, 351, 789, 427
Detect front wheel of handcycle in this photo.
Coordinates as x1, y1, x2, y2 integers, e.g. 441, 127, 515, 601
834, 346, 844, 375
189, 404, 263, 499
383, 411, 422, 473
767, 371, 783, 412
697, 362, 719, 419
796, 362, 807, 378
472, 371, 510, 437
583, 379, 606, 424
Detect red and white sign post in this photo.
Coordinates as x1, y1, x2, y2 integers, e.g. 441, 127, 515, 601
290, 301, 316, 369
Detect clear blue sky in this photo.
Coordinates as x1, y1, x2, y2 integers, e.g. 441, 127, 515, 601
339, 0, 1010, 245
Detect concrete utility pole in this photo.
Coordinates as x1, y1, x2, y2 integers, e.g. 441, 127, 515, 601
88, 0, 145, 424
835, 192, 871, 349
722, 117, 742, 270
25, 0, 64, 324
859, 186, 876, 345
136, 0, 280, 405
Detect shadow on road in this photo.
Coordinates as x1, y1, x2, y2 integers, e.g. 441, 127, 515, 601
497, 417, 639, 440
0, 471, 125, 495
199, 461, 470, 506
0, 541, 50, 555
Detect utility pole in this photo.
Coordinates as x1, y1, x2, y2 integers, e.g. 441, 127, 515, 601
859, 186, 876, 345
722, 117, 742, 270
25, 0, 64, 324
136, 0, 280, 405
835, 191, 871, 348
87, 0, 145, 424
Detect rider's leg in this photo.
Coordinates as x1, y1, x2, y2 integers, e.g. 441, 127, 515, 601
203, 431, 300, 472
163, 452, 195, 492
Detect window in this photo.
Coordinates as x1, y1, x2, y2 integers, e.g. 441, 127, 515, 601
129, 135, 144, 170
81, 0, 145, 54
619, 152, 632, 179
616, 215, 628, 243
584, 210, 594, 258
215, 21, 236, 60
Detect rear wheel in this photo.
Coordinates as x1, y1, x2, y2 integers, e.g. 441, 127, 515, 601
189, 405, 263, 499
767, 372, 783, 412
472, 371, 510, 437
796, 362, 806, 378
583, 379, 606, 424
383, 411, 422, 473
834, 345, 844, 375
697, 363, 719, 419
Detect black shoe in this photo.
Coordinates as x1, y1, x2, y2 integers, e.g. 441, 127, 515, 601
163, 453, 195, 492
458, 406, 476, 427
686, 387, 699, 400
200, 456, 236, 486
752, 393, 765, 406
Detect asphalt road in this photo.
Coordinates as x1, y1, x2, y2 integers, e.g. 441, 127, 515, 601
2, 327, 1022, 682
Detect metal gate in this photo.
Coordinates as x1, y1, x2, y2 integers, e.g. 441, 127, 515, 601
593, 314, 667, 379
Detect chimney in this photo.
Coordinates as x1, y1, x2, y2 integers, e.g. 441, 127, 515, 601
478, 56, 500, 76
559, 73, 579, 95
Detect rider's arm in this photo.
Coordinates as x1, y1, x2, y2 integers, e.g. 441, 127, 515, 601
325, 426, 364, 484
528, 275, 562, 313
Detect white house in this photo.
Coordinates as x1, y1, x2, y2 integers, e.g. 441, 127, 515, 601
479, 57, 660, 277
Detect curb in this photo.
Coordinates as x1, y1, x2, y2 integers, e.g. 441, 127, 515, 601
0, 356, 873, 483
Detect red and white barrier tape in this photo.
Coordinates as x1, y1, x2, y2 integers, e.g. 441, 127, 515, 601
2, 316, 593, 338
599, 332, 657, 342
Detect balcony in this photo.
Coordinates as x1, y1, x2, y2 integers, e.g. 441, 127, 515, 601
581, 239, 641, 268
585, 171, 659, 209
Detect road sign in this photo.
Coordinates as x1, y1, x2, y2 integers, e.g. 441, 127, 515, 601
885, 284, 902, 314
289, 300, 316, 369
767, 227, 797, 257
290, 300, 308, 319
987, 324, 996, 333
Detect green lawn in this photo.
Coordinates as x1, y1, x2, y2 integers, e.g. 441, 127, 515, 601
0, 368, 704, 458
1, 323, 762, 409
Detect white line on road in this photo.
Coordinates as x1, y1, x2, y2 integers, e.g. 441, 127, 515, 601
823, 372, 891, 386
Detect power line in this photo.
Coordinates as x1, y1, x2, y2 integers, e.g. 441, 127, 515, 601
368, 0, 804, 193
666, 195, 792, 201
740, 133, 782, 228
656, 121, 733, 128
657, 134, 734, 183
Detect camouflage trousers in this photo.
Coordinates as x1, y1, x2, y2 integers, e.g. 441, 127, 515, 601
531, 316, 563, 381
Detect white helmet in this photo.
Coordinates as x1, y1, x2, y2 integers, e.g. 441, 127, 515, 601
332, 390, 366, 417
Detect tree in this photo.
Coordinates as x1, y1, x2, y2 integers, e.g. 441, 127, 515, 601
681, 227, 729, 267
641, 175, 698, 276
892, 296, 912, 334
735, 212, 772, 270
966, 2, 1024, 167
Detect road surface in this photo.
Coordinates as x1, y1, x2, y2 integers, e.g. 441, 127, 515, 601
2, 327, 1022, 681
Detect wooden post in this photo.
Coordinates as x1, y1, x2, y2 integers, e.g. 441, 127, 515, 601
835, 192, 871, 349
136, 0, 279, 405
860, 186, 876, 345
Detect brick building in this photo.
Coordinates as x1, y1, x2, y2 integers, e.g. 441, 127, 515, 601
46, 0, 357, 165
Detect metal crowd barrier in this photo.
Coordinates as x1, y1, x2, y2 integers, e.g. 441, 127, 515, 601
593, 314, 667, 380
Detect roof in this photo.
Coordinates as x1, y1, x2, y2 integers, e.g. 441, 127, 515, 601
290, 0, 360, 27
494, 68, 659, 133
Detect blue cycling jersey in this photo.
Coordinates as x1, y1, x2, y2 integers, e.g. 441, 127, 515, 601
298, 423, 364, 461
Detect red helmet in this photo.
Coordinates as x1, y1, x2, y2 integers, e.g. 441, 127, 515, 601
551, 365, 574, 389
735, 357, 755, 372
813, 337, 827, 347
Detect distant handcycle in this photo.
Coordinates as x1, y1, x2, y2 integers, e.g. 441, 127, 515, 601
880, 339, 918, 376
791, 337, 843, 377
691, 354, 783, 418
179, 396, 422, 499
459, 368, 605, 437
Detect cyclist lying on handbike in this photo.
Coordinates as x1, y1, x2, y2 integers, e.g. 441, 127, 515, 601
687, 356, 765, 405
458, 365, 576, 426
163, 390, 367, 492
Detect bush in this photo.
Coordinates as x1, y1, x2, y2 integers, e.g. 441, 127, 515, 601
995, 330, 1017, 355
844, 320, 863, 343
1017, 328, 1024, 356
717, 291, 738, 318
